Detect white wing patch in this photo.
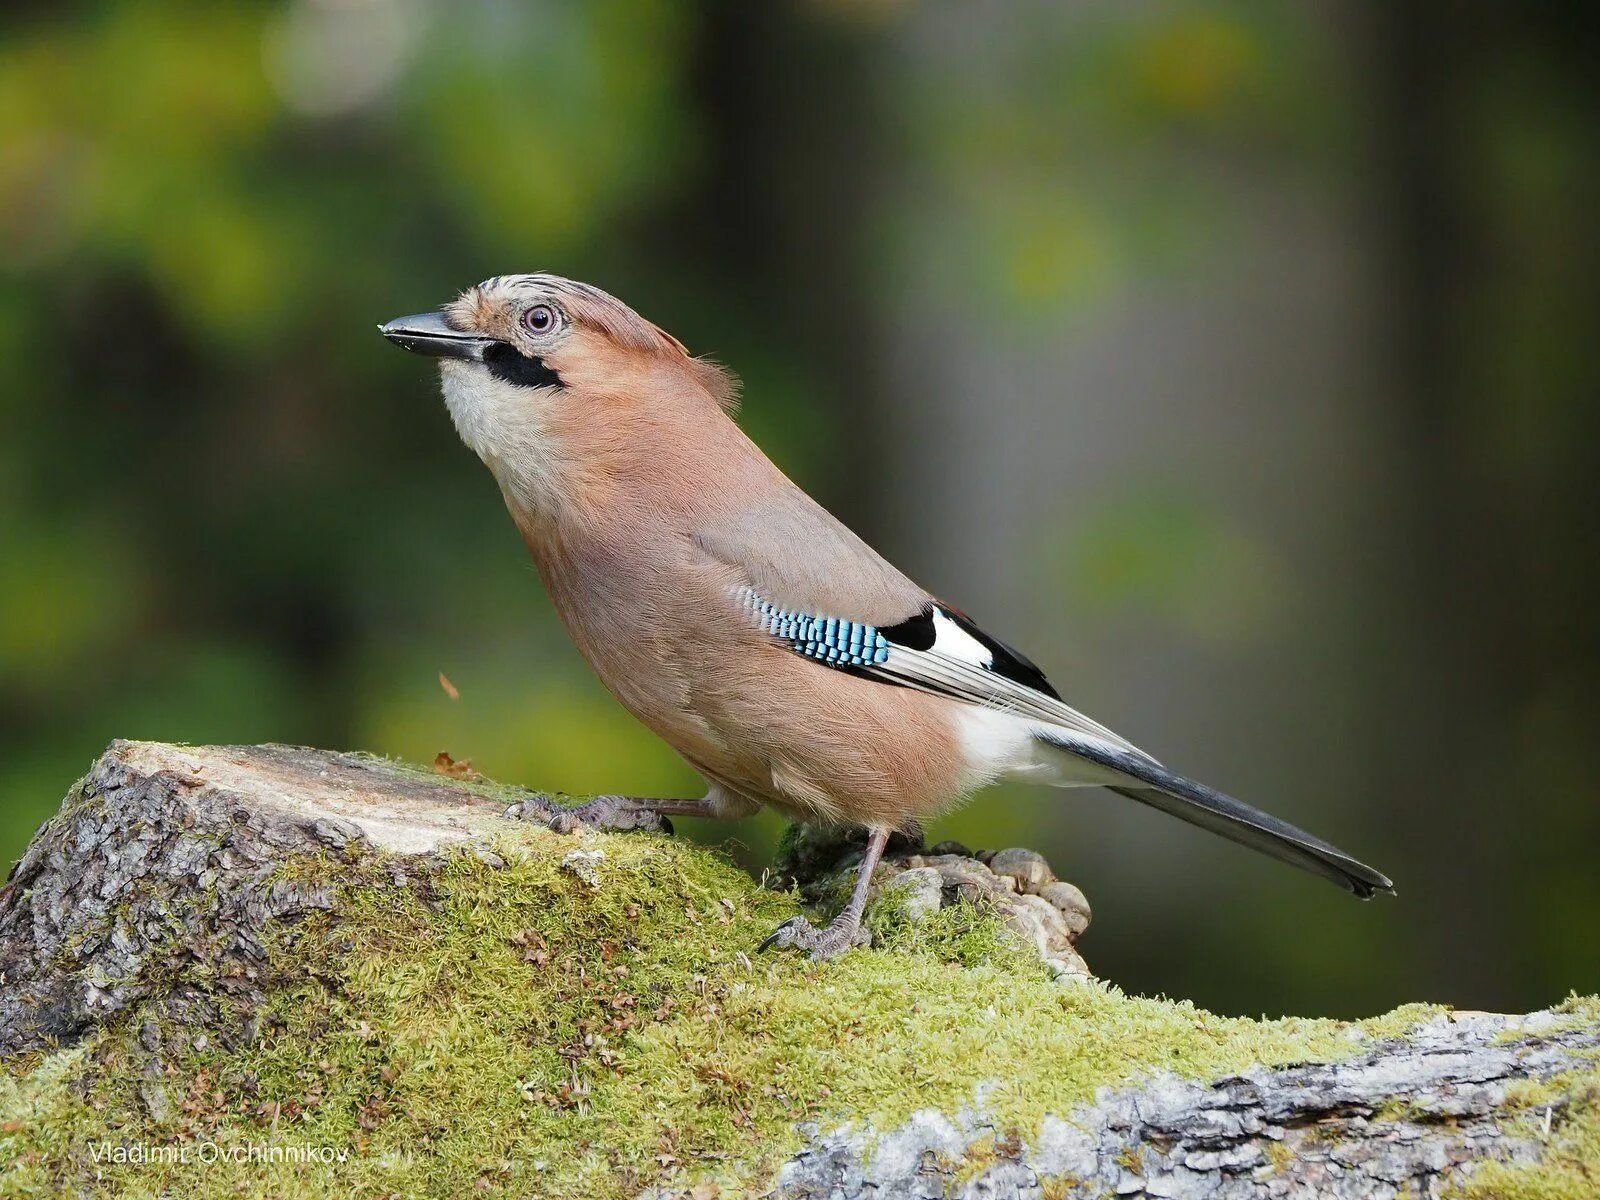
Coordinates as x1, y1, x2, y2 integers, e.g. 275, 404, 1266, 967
929, 606, 995, 670
732, 587, 1152, 763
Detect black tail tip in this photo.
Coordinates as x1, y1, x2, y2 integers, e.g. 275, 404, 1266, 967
1350, 873, 1397, 900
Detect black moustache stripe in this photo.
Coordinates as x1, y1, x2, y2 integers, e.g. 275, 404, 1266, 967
484, 343, 565, 389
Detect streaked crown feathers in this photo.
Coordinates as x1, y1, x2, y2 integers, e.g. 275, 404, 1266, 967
447, 273, 739, 411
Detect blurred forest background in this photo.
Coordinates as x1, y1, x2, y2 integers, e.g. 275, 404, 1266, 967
2, 1, 1596, 1019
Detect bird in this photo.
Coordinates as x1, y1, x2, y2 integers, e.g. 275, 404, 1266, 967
380, 273, 1394, 960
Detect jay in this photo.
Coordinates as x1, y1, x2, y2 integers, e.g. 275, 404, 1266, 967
381, 274, 1393, 960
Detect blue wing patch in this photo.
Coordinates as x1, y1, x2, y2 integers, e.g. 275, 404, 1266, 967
736, 587, 891, 667
734, 588, 1131, 749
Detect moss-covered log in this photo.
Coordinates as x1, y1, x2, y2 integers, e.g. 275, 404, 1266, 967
0, 741, 1595, 1199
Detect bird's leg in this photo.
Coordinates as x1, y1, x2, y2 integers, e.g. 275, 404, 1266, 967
760, 826, 890, 962
504, 793, 738, 834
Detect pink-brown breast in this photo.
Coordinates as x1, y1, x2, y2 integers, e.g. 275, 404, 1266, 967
523, 506, 971, 832
499, 350, 972, 831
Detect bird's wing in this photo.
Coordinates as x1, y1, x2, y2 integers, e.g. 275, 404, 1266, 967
693, 489, 1394, 897
692, 482, 930, 627
731, 587, 1143, 753
692, 488, 1142, 754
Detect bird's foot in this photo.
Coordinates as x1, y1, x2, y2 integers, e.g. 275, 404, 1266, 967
503, 794, 673, 835
758, 913, 871, 962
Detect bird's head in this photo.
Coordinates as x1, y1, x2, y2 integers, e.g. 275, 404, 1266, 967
381, 274, 736, 513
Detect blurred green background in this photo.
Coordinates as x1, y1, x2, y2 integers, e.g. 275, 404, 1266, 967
2, 1, 1596, 1019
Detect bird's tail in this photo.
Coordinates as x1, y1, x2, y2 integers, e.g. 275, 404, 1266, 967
1033, 730, 1394, 899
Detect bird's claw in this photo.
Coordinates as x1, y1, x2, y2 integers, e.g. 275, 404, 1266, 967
757, 914, 870, 961
502, 794, 673, 835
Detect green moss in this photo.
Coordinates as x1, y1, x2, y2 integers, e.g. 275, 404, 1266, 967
0, 1047, 91, 1195
865, 876, 1042, 972
946, 1135, 1001, 1189
1489, 997, 1600, 1046
1451, 1000, 1600, 1197
1449, 1068, 1600, 1200
1507, 1077, 1568, 1112
0, 807, 1516, 1200
1263, 1138, 1295, 1173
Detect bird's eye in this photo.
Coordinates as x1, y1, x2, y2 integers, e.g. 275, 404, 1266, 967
522, 304, 556, 335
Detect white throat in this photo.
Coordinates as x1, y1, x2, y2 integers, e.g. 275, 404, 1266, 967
438, 360, 564, 513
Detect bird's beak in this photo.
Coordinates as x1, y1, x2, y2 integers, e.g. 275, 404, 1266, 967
379, 311, 501, 361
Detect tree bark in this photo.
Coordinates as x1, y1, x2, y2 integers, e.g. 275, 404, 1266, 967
0, 741, 513, 1059
1, 742, 1593, 1199
779, 1010, 1597, 1199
